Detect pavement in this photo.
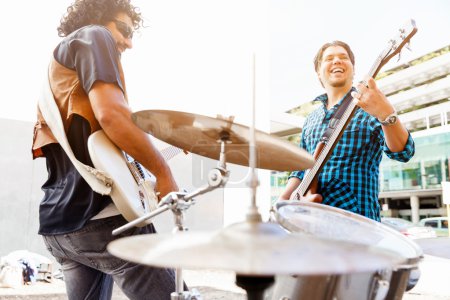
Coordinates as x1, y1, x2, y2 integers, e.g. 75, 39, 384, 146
1, 252, 449, 299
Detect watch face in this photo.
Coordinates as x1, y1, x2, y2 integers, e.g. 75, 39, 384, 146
388, 116, 397, 123
379, 113, 398, 125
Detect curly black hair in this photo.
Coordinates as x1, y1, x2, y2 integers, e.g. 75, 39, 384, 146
57, 0, 143, 37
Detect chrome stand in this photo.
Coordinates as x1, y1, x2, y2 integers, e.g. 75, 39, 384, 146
112, 140, 230, 300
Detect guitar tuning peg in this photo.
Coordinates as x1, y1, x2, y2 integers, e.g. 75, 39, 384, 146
405, 41, 412, 52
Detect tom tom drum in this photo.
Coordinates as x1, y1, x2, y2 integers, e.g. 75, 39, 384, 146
268, 201, 423, 300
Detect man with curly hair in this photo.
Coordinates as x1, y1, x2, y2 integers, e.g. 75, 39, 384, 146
32, 0, 182, 299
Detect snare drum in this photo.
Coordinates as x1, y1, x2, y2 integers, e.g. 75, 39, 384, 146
267, 201, 423, 300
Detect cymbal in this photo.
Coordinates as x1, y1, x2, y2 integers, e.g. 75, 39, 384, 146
132, 110, 314, 171
108, 221, 403, 275
414, 237, 450, 259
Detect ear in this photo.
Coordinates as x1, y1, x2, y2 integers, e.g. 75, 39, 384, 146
316, 73, 324, 88
316, 71, 322, 81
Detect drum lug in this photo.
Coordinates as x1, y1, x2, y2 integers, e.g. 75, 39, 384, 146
370, 271, 390, 300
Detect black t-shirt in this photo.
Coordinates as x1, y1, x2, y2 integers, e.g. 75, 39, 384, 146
39, 25, 124, 235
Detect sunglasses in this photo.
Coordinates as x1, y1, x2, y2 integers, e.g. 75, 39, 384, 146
113, 19, 133, 39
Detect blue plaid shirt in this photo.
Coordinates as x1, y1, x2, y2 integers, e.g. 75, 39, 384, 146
290, 90, 415, 221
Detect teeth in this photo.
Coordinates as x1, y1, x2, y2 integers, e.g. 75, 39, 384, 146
332, 68, 343, 73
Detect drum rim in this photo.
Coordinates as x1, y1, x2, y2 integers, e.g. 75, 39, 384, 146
273, 201, 423, 265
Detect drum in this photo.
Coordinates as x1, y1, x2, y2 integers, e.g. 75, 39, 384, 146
267, 201, 423, 300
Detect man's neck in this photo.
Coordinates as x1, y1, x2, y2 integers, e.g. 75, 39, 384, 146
325, 85, 352, 109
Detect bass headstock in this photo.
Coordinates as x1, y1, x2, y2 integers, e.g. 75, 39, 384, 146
372, 19, 418, 77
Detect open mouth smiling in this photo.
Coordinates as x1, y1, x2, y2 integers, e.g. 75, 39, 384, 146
331, 68, 344, 74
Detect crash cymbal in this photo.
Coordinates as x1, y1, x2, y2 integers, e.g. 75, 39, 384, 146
414, 237, 450, 259
132, 110, 314, 171
108, 221, 403, 275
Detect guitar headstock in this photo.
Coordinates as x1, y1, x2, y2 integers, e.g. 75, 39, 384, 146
372, 19, 418, 76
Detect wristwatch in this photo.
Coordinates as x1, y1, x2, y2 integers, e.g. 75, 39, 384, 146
378, 111, 398, 126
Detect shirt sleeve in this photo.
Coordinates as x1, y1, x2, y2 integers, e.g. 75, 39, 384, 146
54, 26, 124, 94
382, 130, 415, 162
289, 170, 304, 180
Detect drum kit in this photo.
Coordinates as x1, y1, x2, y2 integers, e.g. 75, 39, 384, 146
107, 109, 424, 300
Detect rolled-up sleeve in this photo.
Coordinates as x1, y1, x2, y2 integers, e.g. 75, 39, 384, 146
383, 131, 415, 162
289, 170, 305, 180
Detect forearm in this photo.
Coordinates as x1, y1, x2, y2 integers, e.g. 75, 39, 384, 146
381, 120, 410, 153
101, 105, 174, 177
89, 82, 178, 195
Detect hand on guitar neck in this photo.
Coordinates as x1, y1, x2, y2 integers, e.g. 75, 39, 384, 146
278, 177, 323, 203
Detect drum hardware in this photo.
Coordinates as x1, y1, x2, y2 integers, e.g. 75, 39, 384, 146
112, 137, 231, 300
109, 175, 400, 300
107, 130, 406, 300
109, 60, 405, 300
109, 101, 403, 300
112, 138, 230, 236
235, 275, 275, 300
368, 271, 390, 300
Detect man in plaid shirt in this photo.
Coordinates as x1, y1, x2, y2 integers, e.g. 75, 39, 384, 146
279, 41, 415, 221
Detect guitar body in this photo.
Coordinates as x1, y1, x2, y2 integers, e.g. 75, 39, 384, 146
88, 130, 158, 227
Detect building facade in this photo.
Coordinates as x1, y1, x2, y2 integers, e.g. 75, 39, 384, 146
377, 46, 450, 223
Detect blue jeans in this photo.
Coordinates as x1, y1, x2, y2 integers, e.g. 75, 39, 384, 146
43, 215, 180, 300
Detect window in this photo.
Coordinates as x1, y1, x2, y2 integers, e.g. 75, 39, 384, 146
408, 118, 427, 133
429, 114, 442, 128
424, 221, 438, 228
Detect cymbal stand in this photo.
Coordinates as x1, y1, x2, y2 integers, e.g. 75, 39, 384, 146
234, 54, 275, 300
168, 138, 229, 300
112, 139, 230, 300
112, 143, 230, 236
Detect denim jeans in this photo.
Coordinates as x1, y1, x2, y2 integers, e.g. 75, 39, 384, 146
43, 215, 179, 300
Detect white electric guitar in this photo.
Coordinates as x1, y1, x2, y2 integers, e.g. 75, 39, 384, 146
87, 130, 185, 226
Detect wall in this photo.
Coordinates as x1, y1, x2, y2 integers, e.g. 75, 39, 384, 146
0, 119, 47, 257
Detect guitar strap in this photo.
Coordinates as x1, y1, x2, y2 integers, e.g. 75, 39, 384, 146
319, 89, 354, 144
38, 63, 113, 195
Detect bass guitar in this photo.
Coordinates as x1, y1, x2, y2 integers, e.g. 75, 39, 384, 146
88, 130, 185, 226
290, 19, 417, 200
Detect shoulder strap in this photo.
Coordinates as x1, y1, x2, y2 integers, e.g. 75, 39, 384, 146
319, 92, 353, 144
38, 63, 113, 195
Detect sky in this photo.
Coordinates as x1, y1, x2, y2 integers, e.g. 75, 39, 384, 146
270, 0, 450, 113
1, 0, 449, 128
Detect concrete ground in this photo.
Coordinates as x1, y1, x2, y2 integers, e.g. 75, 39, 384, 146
0, 253, 449, 299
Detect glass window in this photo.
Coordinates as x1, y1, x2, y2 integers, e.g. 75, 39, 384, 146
408, 118, 427, 133
402, 162, 422, 189
424, 221, 438, 228
429, 114, 442, 128
380, 132, 450, 191
424, 160, 442, 187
